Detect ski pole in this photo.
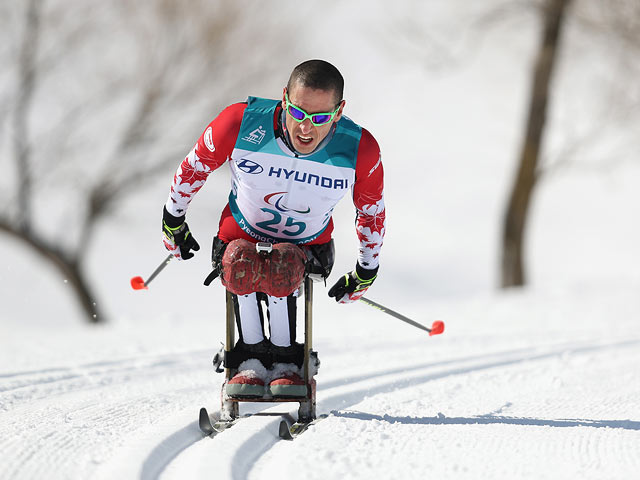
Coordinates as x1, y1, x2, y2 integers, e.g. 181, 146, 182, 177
360, 296, 445, 336
130, 254, 173, 290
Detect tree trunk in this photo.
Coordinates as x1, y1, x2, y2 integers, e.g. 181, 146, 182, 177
501, 0, 570, 288
0, 222, 105, 323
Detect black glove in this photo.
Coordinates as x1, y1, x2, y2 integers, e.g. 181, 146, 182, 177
203, 236, 228, 286
328, 263, 378, 304
162, 206, 200, 260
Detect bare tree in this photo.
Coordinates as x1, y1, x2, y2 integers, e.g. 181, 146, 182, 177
0, 1, 96, 319
501, 0, 571, 288
501, 0, 640, 287
0, 0, 277, 322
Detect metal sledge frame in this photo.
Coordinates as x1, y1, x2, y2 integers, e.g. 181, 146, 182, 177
220, 276, 317, 423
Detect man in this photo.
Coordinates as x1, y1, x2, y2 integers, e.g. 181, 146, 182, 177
162, 59, 385, 397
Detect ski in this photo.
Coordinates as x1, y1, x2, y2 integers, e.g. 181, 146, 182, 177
199, 407, 216, 435
201, 407, 300, 437
199, 407, 243, 436
278, 414, 329, 440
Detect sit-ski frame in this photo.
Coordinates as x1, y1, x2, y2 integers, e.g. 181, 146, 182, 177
220, 275, 317, 423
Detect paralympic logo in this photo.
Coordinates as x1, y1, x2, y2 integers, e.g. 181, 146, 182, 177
236, 159, 264, 174
264, 192, 311, 214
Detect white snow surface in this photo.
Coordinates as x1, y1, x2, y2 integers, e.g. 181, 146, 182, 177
2, 2, 640, 479
2, 287, 640, 480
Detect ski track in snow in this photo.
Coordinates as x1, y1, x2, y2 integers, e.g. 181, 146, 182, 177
152, 338, 640, 479
242, 337, 640, 480
0, 350, 216, 480
2, 331, 640, 480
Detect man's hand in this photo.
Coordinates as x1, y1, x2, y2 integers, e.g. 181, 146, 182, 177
162, 206, 200, 260
328, 264, 378, 304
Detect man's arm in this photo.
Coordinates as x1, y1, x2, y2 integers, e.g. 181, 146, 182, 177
162, 102, 246, 259
353, 128, 385, 270
327, 128, 385, 304
165, 102, 246, 216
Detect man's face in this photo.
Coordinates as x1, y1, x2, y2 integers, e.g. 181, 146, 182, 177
282, 82, 344, 154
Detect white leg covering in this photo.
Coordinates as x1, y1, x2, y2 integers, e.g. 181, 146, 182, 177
268, 294, 293, 347
236, 293, 264, 344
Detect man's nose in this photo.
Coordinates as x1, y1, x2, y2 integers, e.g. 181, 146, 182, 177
300, 119, 313, 133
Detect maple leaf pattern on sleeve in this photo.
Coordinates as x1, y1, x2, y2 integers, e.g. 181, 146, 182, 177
353, 129, 386, 269
168, 148, 214, 215
165, 103, 246, 217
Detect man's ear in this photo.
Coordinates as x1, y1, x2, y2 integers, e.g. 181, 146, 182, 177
335, 100, 346, 122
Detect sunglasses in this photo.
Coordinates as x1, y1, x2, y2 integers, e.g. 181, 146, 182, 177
285, 92, 341, 126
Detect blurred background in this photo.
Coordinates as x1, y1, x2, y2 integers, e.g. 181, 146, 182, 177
1, 0, 639, 329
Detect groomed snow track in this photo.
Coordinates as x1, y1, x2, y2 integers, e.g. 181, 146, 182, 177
4, 338, 637, 479
161, 338, 640, 479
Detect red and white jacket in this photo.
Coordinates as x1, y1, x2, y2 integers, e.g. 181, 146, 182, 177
165, 101, 385, 269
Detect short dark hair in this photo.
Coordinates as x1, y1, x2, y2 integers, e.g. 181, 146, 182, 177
286, 59, 344, 104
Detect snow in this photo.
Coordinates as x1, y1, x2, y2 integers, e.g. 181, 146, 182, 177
2, 1, 640, 479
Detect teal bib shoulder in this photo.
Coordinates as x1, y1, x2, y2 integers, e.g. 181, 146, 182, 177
235, 96, 362, 168
235, 97, 280, 155
325, 115, 361, 169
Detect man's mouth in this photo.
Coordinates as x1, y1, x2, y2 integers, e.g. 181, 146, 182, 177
297, 135, 313, 145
